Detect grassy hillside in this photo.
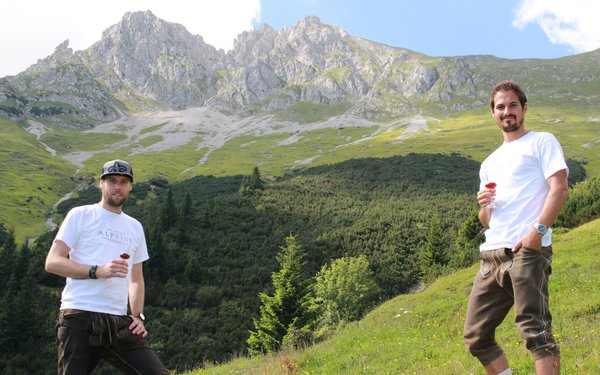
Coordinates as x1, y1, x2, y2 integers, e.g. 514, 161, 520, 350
70, 103, 600, 182
191, 219, 600, 375
1, 97, 598, 243
0, 119, 75, 242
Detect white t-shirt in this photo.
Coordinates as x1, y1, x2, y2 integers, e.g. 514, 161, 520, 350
55, 203, 149, 315
479, 131, 568, 251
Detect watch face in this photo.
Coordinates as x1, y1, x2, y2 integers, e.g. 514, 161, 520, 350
537, 224, 547, 234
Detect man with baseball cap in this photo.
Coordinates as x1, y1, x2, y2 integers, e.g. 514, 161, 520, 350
45, 159, 168, 374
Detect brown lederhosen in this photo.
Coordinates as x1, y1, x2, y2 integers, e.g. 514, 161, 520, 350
463, 246, 560, 365
55, 309, 169, 374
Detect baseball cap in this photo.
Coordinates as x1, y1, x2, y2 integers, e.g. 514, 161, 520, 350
101, 159, 134, 182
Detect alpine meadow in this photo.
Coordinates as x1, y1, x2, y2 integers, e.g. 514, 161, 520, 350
0, 11, 599, 374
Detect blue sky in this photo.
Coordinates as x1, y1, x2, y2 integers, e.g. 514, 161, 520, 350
1, 0, 599, 77
258, 0, 571, 59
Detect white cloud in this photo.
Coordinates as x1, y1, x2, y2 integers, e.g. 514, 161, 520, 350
0, 0, 260, 77
513, 0, 600, 53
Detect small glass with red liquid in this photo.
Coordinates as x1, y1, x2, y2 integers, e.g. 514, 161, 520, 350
485, 182, 497, 208
120, 252, 130, 260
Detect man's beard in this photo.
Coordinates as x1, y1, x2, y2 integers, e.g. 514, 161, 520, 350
500, 115, 523, 133
106, 195, 127, 207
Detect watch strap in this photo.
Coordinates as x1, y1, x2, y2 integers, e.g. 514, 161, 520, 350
89, 265, 98, 279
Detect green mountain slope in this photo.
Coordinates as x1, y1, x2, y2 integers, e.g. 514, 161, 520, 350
0, 119, 75, 241
1, 99, 597, 243
191, 219, 600, 375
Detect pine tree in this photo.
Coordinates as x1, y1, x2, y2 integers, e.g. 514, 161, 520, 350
247, 234, 313, 354
0, 260, 43, 356
250, 166, 264, 191
240, 166, 264, 196
0, 230, 17, 295
420, 214, 447, 280
0, 223, 12, 248
146, 225, 167, 288
159, 186, 178, 231
177, 192, 193, 243
449, 208, 484, 268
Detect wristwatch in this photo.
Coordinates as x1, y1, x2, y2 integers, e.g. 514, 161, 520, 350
89, 265, 98, 279
533, 223, 548, 235
133, 313, 145, 322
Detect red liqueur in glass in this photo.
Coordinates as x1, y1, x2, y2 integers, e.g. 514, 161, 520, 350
485, 182, 497, 208
120, 252, 130, 260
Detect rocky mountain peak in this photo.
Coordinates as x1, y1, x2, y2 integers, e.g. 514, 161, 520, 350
91, 10, 222, 66
82, 10, 226, 110
18, 39, 76, 76
277, 15, 350, 55
54, 39, 73, 56
1, 12, 598, 127
230, 24, 278, 66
